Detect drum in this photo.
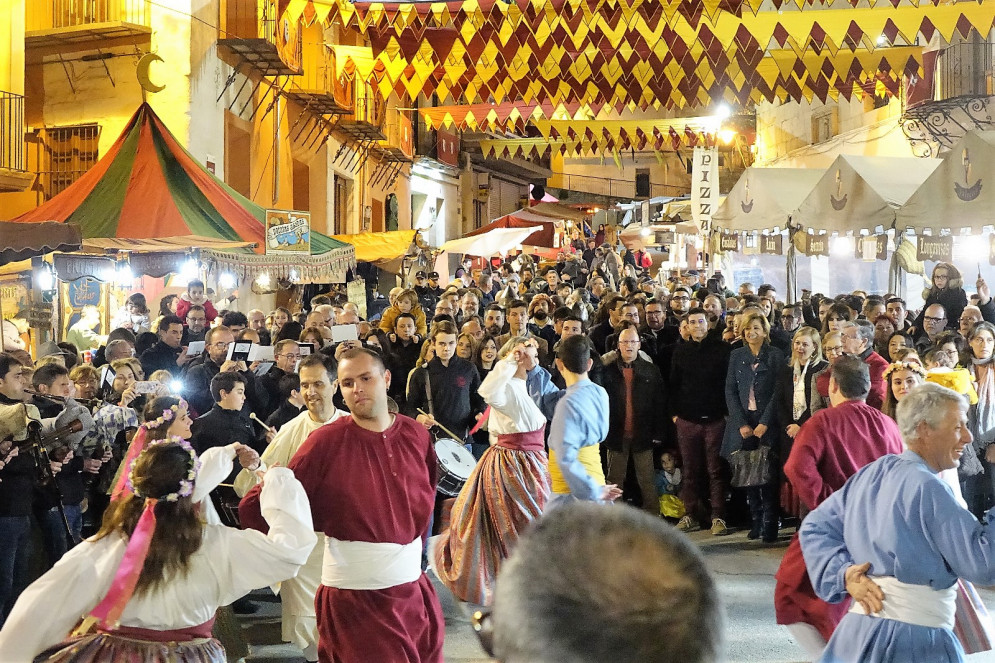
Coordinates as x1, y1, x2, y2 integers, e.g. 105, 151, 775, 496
434, 438, 476, 497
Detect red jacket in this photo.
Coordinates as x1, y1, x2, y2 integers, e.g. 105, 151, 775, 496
176, 295, 218, 323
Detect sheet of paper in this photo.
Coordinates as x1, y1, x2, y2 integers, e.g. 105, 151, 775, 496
186, 341, 205, 356
331, 324, 359, 343
248, 344, 275, 361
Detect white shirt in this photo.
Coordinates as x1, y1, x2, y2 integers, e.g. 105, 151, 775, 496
477, 357, 546, 444
0, 464, 316, 661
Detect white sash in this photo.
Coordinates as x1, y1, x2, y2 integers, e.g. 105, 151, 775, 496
848, 575, 956, 630
320, 537, 422, 590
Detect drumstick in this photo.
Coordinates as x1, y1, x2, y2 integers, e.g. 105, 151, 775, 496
417, 408, 462, 440
249, 413, 274, 433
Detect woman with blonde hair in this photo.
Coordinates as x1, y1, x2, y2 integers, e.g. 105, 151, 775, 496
776, 326, 827, 518
456, 332, 477, 361
0, 438, 315, 662
810, 331, 844, 413
431, 337, 549, 604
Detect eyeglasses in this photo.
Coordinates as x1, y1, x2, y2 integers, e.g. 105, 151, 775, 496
618, 340, 640, 346
279, 353, 301, 360
923, 316, 946, 323
824, 345, 844, 353
672, 296, 691, 302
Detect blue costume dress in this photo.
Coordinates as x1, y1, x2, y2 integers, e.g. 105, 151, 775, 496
801, 450, 995, 662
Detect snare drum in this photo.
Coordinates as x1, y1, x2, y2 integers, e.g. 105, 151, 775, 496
434, 438, 476, 497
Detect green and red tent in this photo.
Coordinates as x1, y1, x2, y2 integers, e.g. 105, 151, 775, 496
10, 103, 272, 249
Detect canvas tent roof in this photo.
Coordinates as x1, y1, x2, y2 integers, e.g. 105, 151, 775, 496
794, 154, 941, 234
467, 209, 562, 248
713, 167, 825, 232
1, 221, 82, 266
896, 130, 995, 232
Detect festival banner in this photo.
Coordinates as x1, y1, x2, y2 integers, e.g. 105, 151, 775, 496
856, 234, 888, 262
916, 235, 952, 262
801, 234, 830, 257
760, 234, 783, 255
691, 147, 719, 234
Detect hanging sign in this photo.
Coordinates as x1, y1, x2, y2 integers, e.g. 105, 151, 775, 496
719, 233, 740, 252
916, 235, 952, 262
265, 209, 311, 255
855, 235, 888, 262
655, 231, 676, 245
760, 234, 783, 255
802, 234, 830, 257
691, 146, 719, 233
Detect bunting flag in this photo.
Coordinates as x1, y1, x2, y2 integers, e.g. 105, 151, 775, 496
282, 0, 995, 109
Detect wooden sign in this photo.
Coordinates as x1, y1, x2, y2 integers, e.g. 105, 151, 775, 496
265, 209, 311, 255
760, 234, 783, 255
655, 231, 676, 245
802, 234, 830, 257
855, 235, 888, 261
719, 233, 740, 252
916, 235, 952, 262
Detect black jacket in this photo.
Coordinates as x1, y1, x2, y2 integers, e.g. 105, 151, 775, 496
139, 341, 182, 377
190, 406, 261, 467
184, 358, 263, 419
384, 336, 422, 407
405, 357, 484, 439
266, 400, 305, 432
670, 335, 732, 421
255, 366, 288, 420
601, 356, 667, 452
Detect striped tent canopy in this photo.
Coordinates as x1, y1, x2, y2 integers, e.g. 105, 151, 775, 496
11, 103, 268, 248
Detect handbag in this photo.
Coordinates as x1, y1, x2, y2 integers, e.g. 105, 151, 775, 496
728, 445, 773, 488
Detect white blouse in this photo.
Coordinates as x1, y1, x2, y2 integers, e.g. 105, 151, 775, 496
477, 357, 546, 443
0, 465, 316, 662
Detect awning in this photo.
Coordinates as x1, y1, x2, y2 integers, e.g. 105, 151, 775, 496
467, 210, 563, 248
80, 236, 256, 253
794, 154, 941, 234
0, 221, 82, 266
713, 167, 825, 232
330, 229, 416, 263
896, 130, 995, 233
442, 226, 542, 257
528, 202, 588, 223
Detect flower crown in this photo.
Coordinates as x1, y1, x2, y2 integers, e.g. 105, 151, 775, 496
143, 400, 187, 430
883, 360, 926, 381
125, 436, 200, 502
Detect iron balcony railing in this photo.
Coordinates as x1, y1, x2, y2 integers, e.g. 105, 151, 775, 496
0, 92, 25, 172
26, 0, 150, 31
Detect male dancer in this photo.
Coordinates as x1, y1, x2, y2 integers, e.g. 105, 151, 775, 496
240, 348, 443, 662
234, 353, 348, 662
546, 335, 621, 507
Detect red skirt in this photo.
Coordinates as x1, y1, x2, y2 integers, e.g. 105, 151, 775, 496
34, 623, 224, 663
774, 533, 848, 642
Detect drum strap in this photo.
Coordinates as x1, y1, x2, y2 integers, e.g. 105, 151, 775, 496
425, 369, 435, 418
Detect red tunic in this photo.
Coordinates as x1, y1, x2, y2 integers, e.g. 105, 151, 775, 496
240, 415, 443, 663
774, 401, 904, 641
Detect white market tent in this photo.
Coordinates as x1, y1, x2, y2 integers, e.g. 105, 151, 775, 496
794, 154, 941, 233
441, 225, 542, 256
712, 167, 825, 232
896, 130, 995, 232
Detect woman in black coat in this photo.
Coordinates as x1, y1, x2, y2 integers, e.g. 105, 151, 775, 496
915, 261, 968, 330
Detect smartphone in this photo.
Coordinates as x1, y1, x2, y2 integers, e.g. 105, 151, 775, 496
133, 381, 160, 395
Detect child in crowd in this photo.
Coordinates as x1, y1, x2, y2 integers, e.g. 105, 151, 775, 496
378, 288, 428, 336
111, 293, 151, 333
175, 279, 218, 322
656, 451, 685, 519
923, 347, 978, 404
266, 373, 306, 432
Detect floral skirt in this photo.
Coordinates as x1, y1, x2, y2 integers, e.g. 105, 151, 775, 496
35, 633, 225, 663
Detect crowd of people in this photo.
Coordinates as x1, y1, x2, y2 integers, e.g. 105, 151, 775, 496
3, 246, 995, 662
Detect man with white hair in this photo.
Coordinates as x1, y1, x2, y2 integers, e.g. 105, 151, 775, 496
801, 383, 995, 663
841, 320, 888, 410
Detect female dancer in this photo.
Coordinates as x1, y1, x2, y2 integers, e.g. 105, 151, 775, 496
431, 338, 550, 605
0, 439, 315, 661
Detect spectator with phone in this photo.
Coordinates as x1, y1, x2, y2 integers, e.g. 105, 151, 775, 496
138, 315, 191, 378
183, 325, 263, 418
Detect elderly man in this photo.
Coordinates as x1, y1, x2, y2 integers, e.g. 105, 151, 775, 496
600, 323, 666, 514
235, 354, 348, 661
248, 308, 272, 345
841, 320, 888, 410
256, 339, 302, 419
915, 303, 950, 355
184, 325, 262, 417
959, 306, 984, 338
491, 502, 722, 663
800, 383, 995, 663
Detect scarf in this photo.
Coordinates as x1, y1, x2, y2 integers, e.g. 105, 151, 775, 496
964, 357, 995, 477
792, 360, 810, 421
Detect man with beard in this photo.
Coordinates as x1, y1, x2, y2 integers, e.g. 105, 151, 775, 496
235, 353, 349, 662
780, 303, 802, 334
702, 294, 726, 334
247, 308, 272, 345
182, 305, 209, 345
528, 295, 558, 347
483, 303, 507, 337
667, 287, 693, 327
240, 349, 444, 662
588, 295, 625, 355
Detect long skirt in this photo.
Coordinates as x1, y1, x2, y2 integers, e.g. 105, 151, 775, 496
34, 633, 224, 663
774, 532, 849, 641
431, 444, 550, 605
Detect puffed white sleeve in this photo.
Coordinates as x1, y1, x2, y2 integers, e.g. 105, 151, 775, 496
214, 466, 318, 604
477, 356, 518, 411
193, 444, 237, 503
0, 538, 123, 661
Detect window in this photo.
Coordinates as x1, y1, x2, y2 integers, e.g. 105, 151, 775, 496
38, 123, 99, 200
811, 108, 838, 144
333, 174, 351, 234
635, 168, 650, 197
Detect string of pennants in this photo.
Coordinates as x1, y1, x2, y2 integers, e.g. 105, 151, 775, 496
713, 231, 995, 264
283, 0, 995, 109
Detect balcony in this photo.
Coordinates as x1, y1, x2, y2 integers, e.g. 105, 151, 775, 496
284, 53, 351, 117
370, 113, 413, 163
0, 92, 34, 193
218, 0, 302, 77
25, 0, 151, 55
337, 90, 386, 143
